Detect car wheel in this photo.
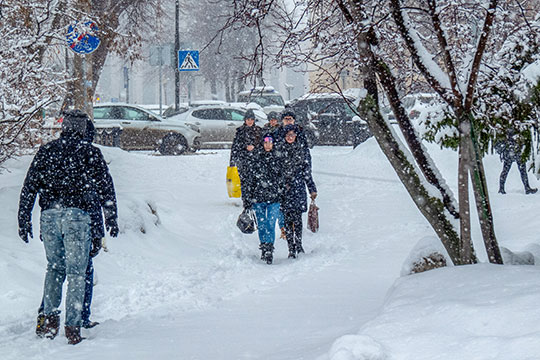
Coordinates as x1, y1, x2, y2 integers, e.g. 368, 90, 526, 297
159, 133, 188, 155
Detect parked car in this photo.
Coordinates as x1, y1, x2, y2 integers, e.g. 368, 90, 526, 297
287, 93, 371, 147
169, 104, 264, 149
162, 104, 190, 118
237, 86, 285, 114
92, 103, 201, 155
401, 93, 439, 120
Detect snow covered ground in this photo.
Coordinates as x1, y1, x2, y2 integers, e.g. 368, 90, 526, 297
1, 138, 540, 359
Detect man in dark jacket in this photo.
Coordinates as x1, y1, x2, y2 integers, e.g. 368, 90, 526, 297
18, 109, 118, 345
35, 118, 111, 333
262, 111, 281, 137
278, 124, 317, 258
276, 110, 312, 168
230, 109, 262, 208
497, 128, 537, 194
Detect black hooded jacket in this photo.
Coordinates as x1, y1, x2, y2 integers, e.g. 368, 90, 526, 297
252, 147, 284, 204
230, 123, 262, 169
18, 125, 117, 237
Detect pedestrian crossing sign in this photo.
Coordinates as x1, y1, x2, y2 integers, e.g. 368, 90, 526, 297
178, 50, 199, 71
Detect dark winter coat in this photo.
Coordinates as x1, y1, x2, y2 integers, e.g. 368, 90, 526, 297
230, 124, 262, 169
83, 120, 112, 239
252, 148, 284, 204
262, 123, 281, 138
275, 124, 312, 168
230, 123, 262, 207
496, 131, 523, 163
277, 137, 317, 213
18, 129, 118, 237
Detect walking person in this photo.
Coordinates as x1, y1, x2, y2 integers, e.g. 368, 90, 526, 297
35, 118, 115, 332
263, 111, 281, 137
230, 109, 262, 209
278, 124, 317, 258
497, 128, 537, 194
252, 133, 285, 264
18, 109, 118, 345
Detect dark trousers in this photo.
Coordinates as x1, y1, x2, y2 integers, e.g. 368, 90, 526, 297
284, 210, 303, 251
499, 159, 531, 191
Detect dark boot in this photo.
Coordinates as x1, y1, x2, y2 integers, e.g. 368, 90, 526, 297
287, 241, 296, 259
259, 243, 265, 260
39, 314, 60, 339
498, 187, 506, 194
65, 326, 84, 345
82, 321, 99, 329
526, 187, 538, 194
295, 242, 305, 254
35, 313, 46, 338
263, 243, 274, 265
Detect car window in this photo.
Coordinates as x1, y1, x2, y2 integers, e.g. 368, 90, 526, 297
94, 107, 115, 120
192, 109, 225, 120
224, 109, 245, 121
123, 107, 153, 121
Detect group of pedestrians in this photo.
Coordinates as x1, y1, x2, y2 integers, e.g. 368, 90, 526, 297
17, 110, 118, 345
230, 109, 317, 264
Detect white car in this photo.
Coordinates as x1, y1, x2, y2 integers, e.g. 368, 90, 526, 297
169, 104, 265, 149
93, 103, 201, 155
237, 86, 285, 115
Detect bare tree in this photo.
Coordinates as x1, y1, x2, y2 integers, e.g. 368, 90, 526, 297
220, 0, 539, 264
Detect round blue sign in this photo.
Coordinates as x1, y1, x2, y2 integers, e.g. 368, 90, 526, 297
66, 21, 100, 55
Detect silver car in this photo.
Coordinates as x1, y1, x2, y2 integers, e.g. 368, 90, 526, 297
170, 105, 265, 148
93, 103, 201, 155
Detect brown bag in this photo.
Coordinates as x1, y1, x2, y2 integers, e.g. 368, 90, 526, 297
307, 199, 319, 233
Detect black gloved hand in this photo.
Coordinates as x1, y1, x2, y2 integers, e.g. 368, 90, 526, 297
89, 238, 102, 257
18, 222, 33, 243
106, 218, 119, 237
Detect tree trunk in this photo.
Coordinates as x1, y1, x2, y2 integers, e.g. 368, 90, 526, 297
458, 124, 474, 263
351, 26, 466, 265
375, 61, 459, 218
467, 116, 503, 264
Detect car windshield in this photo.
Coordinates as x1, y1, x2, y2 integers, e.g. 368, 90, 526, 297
237, 94, 284, 107
124, 107, 154, 121
308, 99, 354, 117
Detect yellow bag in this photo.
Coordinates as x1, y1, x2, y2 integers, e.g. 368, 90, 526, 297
226, 166, 242, 198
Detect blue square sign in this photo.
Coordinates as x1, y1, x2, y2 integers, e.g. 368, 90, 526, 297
178, 50, 199, 71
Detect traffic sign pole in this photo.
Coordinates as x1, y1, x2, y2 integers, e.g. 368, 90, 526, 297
66, 20, 100, 118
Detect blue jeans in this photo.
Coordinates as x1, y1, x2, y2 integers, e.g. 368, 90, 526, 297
253, 203, 282, 244
38, 257, 94, 324
40, 208, 91, 327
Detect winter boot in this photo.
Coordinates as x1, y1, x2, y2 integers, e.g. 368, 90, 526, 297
259, 243, 265, 260
287, 241, 296, 259
263, 243, 274, 265
38, 313, 60, 339
295, 242, 305, 255
82, 321, 99, 329
498, 187, 506, 194
526, 187, 538, 194
35, 313, 46, 338
65, 326, 84, 345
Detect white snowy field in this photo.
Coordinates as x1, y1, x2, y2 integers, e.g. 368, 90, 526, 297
1, 138, 540, 360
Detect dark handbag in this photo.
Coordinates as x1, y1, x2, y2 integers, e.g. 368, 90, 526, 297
307, 199, 319, 233
236, 208, 258, 234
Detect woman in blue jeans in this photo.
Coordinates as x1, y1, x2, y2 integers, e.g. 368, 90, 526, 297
252, 134, 285, 264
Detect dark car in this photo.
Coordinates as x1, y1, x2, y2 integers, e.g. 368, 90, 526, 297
287, 93, 371, 147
